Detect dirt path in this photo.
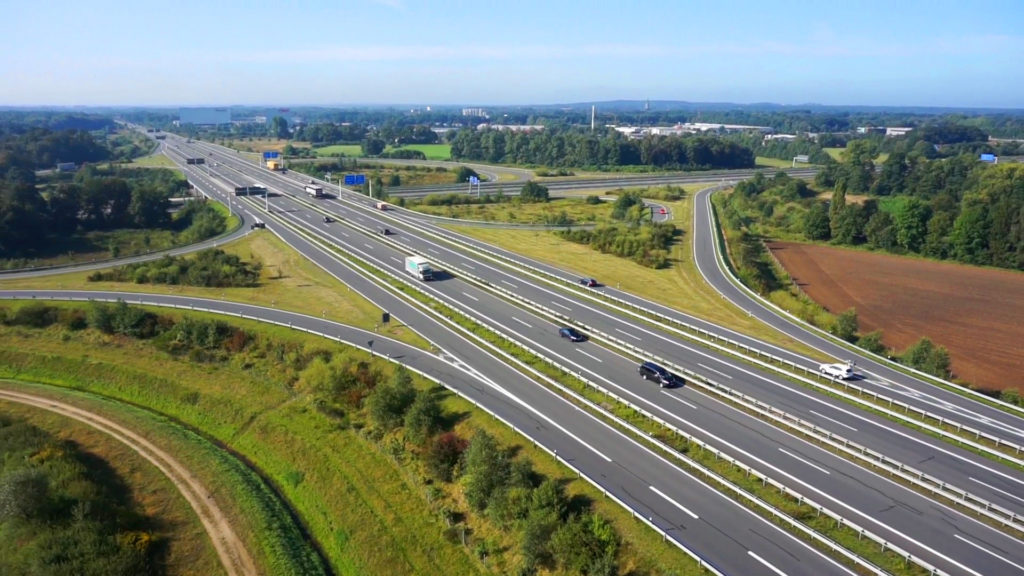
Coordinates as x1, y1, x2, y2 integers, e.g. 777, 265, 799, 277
0, 388, 258, 576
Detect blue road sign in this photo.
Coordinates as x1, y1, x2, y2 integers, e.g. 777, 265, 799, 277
980, 153, 997, 163
344, 174, 366, 186
469, 176, 480, 184
263, 151, 280, 159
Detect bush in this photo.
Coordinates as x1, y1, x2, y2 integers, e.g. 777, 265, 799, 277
404, 389, 443, 445
901, 337, 952, 378
460, 430, 509, 511
9, 303, 59, 328
857, 330, 886, 355
425, 432, 466, 482
519, 181, 549, 203
367, 379, 416, 431
89, 249, 261, 287
831, 308, 858, 342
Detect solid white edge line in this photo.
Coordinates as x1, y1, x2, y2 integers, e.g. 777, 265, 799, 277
747, 551, 789, 576
650, 485, 699, 519
661, 391, 699, 410
808, 410, 859, 432
778, 448, 830, 475
697, 362, 734, 379
953, 534, 1024, 572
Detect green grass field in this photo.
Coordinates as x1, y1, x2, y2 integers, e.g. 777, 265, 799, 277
0, 397, 225, 576
313, 144, 363, 157
407, 196, 613, 224
824, 147, 889, 164
756, 156, 798, 169
390, 144, 452, 160
129, 153, 181, 170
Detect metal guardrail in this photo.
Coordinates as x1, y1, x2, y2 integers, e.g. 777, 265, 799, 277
5, 290, 725, 576
383, 209, 1024, 465
699, 188, 1024, 420
233, 193, 906, 575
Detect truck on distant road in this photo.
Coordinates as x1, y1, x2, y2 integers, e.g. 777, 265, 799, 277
305, 183, 324, 198
267, 160, 284, 171
405, 256, 434, 281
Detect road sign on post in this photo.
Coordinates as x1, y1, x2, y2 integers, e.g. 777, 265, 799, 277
343, 174, 366, 186
262, 151, 280, 159
382, 311, 390, 324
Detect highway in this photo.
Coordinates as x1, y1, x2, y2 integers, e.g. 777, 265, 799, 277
164, 135, 1024, 575
689, 187, 1024, 446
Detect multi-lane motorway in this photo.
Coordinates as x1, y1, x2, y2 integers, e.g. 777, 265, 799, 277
10, 133, 1024, 576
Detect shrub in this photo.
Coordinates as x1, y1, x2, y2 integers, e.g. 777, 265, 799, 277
425, 432, 467, 482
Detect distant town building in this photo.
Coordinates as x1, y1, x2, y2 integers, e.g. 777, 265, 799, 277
462, 108, 488, 118
178, 107, 232, 125
855, 126, 885, 134
885, 127, 913, 137
477, 124, 544, 132
764, 134, 798, 142
56, 162, 76, 172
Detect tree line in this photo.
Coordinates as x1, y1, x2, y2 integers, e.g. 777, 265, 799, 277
0, 164, 222, 258
449, 127, 755, 170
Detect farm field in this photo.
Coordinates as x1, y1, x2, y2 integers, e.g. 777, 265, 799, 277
824, 147, 889, 164
407, 196, 614, 224
313, 143, 452, 160
766, 241, 1024, 391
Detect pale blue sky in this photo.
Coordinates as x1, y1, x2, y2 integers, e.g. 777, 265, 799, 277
2, 0, 1022, 108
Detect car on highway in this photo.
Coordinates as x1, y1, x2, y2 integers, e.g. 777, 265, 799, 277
378, 226, 392, 235
638, 361, 678, 387
659, 207, 667, 214
323, 216, 334, 223
250, 222, 265, 230
558, 327, 585, 342
819, 362, 855, 380
578, 278, 599, 287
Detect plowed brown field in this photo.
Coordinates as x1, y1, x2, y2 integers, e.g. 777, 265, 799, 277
766, 241, 1024, 391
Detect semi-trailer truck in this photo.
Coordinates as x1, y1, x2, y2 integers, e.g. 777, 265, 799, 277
405, 256, 434, 281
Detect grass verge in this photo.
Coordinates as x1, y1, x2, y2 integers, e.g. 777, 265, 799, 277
0, 397, 224, 576
0, 378, 323, 576
0, 231, 429, 350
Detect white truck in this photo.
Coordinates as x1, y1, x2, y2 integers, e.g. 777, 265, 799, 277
405, 256, 434, 281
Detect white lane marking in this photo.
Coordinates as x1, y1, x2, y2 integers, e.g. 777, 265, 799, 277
551, 301, 572, 311
748, 551, 788, 576
650, 486, 699, 519
576, 348, 603, 363
363, 243, 373, 249
615, 328, 641, 341
969, 477, 1024, 505
511, 317, 532, 328
778, 448, 830, 475
954, 534, 1024, 572
808, 410, 859, 432
697, 363, 733, 379
341, 232, 350, 237
463, 263, 475, 269
501, 280, 518, 288
427, 248, 439, 254
390, 257, 401, 264
662, 391, 698, 410
462, 292, 479, 302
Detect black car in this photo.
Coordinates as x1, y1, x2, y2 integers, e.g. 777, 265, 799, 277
378, 226, 392, 235
638, 361, 678, 387
250, 222, 265, 230
558, 327, 585, 342
323, 216, 334, 223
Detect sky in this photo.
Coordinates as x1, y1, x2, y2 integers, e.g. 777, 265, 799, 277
2, 0, 1022, 108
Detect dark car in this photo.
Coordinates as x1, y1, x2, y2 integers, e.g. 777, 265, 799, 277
558, 327, 585, 342
250, 222, 265, 230
578, 277, 599, 287
378, 226, 392, 235
638, 361, 678, 387
323, 216, 334, 223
